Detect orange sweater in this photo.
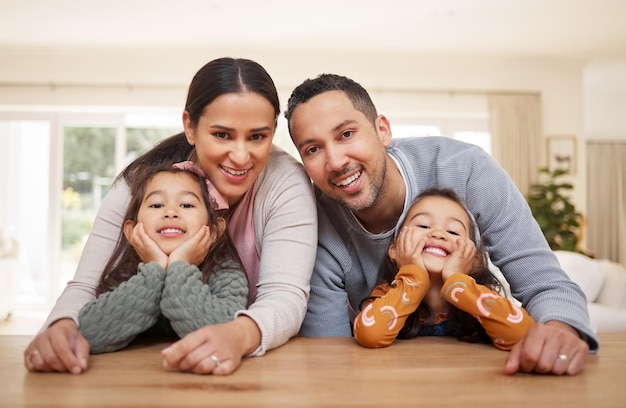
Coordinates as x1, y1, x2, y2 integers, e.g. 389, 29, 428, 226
353, 264, 535, 350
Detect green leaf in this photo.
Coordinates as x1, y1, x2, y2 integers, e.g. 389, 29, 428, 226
525, 167, 583, 254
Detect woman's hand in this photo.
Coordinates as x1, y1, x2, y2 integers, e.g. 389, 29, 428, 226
442, 237, 476, 281
126, 222, 168, 268
169, 225, 214, 266
23, 318, 90, 374
161, 316, 261, 375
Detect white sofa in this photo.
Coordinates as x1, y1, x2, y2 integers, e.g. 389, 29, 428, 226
554, 250, 626, 333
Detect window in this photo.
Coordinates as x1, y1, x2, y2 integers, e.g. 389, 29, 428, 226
0, 110, 180, 309
378, 90, 491, 155
0, 119, 52, 307
391, 119, 492, 155
59, 123, 179, 292
454, 131, 491, 155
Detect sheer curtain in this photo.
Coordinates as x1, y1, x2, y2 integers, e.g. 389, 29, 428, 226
586, 142, 626, 265
488, 93, 542, 196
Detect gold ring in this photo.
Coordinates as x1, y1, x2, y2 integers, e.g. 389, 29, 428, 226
558, 354, 568, 361
210, 354, 221, 367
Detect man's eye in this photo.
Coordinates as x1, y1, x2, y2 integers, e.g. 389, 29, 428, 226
305, 146, 319, 155
341, 130, 353, 139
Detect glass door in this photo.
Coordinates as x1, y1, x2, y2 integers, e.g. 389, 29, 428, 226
59, 124, 118, 293
0, 118, 54, 308
1, 110, 180, 311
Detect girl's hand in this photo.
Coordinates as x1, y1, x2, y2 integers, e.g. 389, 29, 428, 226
391, 227, 427, 270
126, 222, 168, 268
169, 225, 214, 266
442, 237, 476, 281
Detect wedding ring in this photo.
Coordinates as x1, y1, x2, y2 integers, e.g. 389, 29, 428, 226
558, 354, 569, 361
210, 354, 221, 367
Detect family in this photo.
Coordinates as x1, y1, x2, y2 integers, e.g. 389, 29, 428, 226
23, 57, 598, 377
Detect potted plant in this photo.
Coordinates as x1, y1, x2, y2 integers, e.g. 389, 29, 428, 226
526, 167, 583, 252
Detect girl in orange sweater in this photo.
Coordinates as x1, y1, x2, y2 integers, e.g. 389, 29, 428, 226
354, 188, 535, 350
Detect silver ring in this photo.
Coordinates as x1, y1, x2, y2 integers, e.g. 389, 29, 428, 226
210, 354, 221, 367
558, 354, 568, 361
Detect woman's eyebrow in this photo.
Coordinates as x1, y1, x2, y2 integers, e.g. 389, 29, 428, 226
210, 124, 272, 132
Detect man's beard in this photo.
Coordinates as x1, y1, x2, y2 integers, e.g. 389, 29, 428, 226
337, 160, 386, 213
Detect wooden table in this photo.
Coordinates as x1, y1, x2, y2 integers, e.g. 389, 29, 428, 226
1, 334, 625, 407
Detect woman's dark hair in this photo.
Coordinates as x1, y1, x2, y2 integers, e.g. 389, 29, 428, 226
119, 57, 280, 184
96, 165, 245, 297
372, 187, 500, 344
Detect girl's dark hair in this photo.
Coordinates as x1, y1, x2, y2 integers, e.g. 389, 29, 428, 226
96, 165, 245, 297
119, 57, 280, 184
373, 187, 500, 344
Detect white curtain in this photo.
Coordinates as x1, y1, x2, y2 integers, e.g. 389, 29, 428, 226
488, 93, 542, 196
586, 142, 626, 265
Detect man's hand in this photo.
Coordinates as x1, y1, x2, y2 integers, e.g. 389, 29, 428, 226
504, 320, 589, 375
23, 318, 90, 374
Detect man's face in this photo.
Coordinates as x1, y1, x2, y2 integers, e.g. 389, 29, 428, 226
288, 90, 390, 212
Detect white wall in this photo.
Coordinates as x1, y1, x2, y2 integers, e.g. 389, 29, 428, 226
2, 47, 624, 215
584, 59, 626, 141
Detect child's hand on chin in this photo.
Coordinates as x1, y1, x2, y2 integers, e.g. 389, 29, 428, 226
389, 227, 428, 270
442, 237, 476, 280
169, 225, 214, 266
126, 222, 168, 268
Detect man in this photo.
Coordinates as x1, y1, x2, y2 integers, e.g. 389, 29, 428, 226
285, 73, 597, 376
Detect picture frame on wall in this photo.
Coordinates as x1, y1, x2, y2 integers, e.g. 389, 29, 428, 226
547, 135, 576, 175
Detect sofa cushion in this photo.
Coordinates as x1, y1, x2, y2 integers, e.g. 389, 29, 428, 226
553, 250, 605, 302
587, 302, 626, 333
595, 259, 626, 310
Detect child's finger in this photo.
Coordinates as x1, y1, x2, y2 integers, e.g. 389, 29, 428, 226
462, 238, 476, 258
398, 227, 412, 253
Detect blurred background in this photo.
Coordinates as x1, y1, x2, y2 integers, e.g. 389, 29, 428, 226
0, 0, 625, 320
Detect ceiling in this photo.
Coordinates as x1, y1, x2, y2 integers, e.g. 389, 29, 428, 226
1, 0, 625, 60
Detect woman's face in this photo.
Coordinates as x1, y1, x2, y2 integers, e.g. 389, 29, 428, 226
132, 171, 210, 256
184, 92, 276, 206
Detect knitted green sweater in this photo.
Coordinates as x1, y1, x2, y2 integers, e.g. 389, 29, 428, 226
78, 259, 248, 354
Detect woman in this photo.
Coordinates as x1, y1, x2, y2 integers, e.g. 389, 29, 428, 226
23, 57, 317, 375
